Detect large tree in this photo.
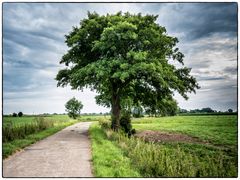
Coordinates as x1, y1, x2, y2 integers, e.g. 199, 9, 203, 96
56, 12, 199, 130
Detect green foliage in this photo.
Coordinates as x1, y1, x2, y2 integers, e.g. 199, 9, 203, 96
120, 111, 136, 136
89, 123, 141, 177
12, 113, 17, 117
99, 119, 111, 129
144, 97, 178, 117
56, 12, 199, 131
65, 97, 83, 119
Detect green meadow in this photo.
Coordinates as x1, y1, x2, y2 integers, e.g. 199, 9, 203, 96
90, 115, 237, 177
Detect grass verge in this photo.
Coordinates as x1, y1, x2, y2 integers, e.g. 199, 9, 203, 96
111, 130, 237, 177
91, 120, 237, 177
3, 121, 76, 159
89, 123, 140, 177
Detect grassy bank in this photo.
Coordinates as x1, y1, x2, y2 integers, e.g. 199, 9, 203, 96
89, 123, 140, 177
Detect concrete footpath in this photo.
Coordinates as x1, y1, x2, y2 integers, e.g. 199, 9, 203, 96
3, 122, 93, 177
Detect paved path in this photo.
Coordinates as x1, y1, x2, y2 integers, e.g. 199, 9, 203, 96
3, 122, 93, 177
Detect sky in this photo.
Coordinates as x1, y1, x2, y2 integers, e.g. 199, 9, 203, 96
3, 2, 238, 114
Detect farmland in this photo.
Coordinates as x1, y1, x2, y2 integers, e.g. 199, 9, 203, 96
3, 114, 237, 177
90, 115, 237, 177
2, 114, 107, 159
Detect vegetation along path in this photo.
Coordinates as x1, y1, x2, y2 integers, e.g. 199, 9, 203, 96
3, 122, 93, 177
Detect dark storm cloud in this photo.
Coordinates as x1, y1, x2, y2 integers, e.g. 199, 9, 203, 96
156, 3, 237, 41
223, 66, 237, 75
187, 3, 237, 40
196, 76, 226, 81
187, 60, 211, 69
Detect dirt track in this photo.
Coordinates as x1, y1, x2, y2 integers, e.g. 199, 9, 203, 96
3, 122, 93, 177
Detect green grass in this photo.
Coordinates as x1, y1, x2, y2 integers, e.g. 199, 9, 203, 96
3, 117, 54, 142
3, 114, 109, 126
2, 114, 109, 159
97, 125, 237, 177
3, 116, 42, 126
3, 121, 76, 159
89, 123, 140, 177
89, 115, 237, 177
132, 115, 237, 146
80, 115, 110, 122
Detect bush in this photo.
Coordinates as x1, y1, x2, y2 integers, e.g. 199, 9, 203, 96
99, 119, 111, 129
120, 111, 136, 136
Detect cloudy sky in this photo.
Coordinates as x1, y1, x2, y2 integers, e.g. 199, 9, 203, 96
3, 2, 237, 114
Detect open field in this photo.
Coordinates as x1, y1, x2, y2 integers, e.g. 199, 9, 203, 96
3, 114, 109, 126
2, 114, 108, 159
3, 114, 238, 177
90, 115, 238, 177
132, 115, 237, 145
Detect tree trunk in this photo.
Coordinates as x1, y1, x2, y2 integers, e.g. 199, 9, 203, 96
111, 90, 121, 131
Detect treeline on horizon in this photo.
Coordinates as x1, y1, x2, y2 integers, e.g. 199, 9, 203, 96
178, 107, 237, 116
4, 107, 237, 117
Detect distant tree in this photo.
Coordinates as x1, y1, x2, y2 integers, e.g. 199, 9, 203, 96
12, 113, 17, 117
132, 105, 144, 118
201, 107, 214, 113
56, 12, 199, 131
179, 109, 188, 113
228, 109, 233, 113
18, 112, 23, 117
65, 97, 83, 119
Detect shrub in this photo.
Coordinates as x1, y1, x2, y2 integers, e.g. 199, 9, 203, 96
120, 111, 136, 136
99, 119, 111, 129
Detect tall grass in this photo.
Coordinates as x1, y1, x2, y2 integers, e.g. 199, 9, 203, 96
100, 124, 237, 177
3, 117, 54, 143
89, 123, 140, 177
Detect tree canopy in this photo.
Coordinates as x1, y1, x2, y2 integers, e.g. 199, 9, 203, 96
65, 97, 83, 119
56, 12, 199, 130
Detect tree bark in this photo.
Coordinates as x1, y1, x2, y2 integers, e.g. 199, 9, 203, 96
111, 90, 121, 131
